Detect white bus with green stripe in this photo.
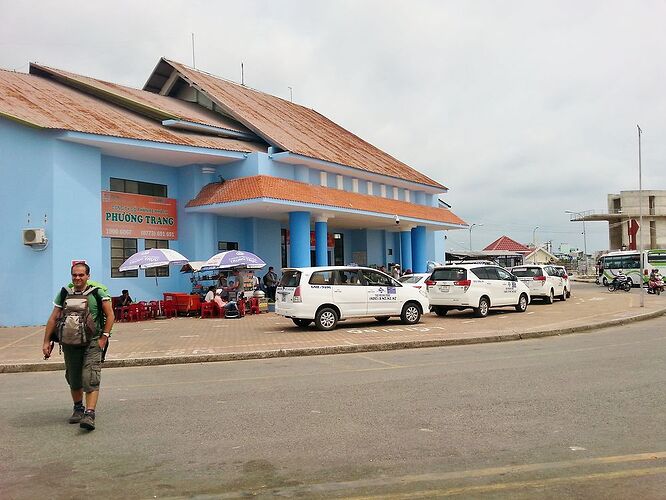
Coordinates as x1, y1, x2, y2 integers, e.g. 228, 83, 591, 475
598, 250, 666, 286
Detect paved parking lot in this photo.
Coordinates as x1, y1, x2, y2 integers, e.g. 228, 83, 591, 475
1, 282, 665, 373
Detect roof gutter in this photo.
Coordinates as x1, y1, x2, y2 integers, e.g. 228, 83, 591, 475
161, 119, 258, 142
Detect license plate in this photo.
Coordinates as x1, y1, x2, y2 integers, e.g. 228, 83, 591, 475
439, 285, 450, 292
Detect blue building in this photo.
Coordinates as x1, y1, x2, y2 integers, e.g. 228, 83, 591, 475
0, 59, 465, 326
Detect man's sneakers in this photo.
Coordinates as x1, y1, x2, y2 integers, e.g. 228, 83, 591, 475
79, 409, 96, 431
68, 405, 85, 424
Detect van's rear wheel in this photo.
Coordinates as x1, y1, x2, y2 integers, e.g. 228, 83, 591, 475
315, 307, 338, 331
433, 306, 449, 317
292, 318, 312, 328
400, 303, 421, 325
560, 288, 567, 301
374, 316, 390, 323
474, 297, 490, 318
544, 289, 554, 304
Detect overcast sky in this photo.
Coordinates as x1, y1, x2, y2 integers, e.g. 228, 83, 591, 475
2, 0, 665, 253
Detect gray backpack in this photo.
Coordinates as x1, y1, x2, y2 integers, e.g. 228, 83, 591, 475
55, 286, 100, 346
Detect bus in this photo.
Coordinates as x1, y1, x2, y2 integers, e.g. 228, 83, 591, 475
598, 250, 666, 286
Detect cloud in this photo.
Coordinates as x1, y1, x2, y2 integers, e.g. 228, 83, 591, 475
1, 0, 664, 252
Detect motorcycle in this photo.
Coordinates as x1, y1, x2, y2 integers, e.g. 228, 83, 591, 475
647, 277, 665, 295
608, 274, 632, 292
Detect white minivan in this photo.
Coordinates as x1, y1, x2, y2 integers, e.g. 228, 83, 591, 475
426, 264, 531, 317
275, 266, 430, 331
510, 264, 568, 303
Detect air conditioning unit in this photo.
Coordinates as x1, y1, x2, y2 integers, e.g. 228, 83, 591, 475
23, 228, 46, 245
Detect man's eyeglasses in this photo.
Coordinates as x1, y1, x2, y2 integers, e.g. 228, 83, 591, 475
71, 273, 87, 278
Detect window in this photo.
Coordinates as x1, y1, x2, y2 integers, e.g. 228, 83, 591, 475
335, 269, 361, 285
279, 270, 301, 287
496, 268, 514, 281
145, 240, 169, 277
218, 241, 239, 251
309, 270, 335, 285
361, 269, 393, 286
431, 268, 466, 281
110, 177, 167, 197
512, 267, 542, 278
471, 267, 491, 280
281, 229, 288, 269
111, 238, 138, 278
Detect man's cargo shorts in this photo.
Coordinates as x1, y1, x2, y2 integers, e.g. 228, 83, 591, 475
62, 340, 103, 392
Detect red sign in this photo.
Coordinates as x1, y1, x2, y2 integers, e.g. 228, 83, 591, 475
101, 191, 178, 240
284, 230, 335, 247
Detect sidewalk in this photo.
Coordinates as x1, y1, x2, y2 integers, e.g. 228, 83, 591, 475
1, 283, 665, 373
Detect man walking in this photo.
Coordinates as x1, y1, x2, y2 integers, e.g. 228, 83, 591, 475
263, 266, 279, 301
42, 263, 114, 431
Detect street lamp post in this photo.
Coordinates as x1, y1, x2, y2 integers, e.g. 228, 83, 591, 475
638, 125, 644, 307
468, 223, 483, 251
532, 226, 539, 263
565, 211, 588, 275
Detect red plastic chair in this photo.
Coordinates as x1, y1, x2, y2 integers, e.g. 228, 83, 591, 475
127, 303, 143, 322
248, 297, 260, 315
200, 302, 216, 318
162, 300, 178, 318
117, 306, 131, 322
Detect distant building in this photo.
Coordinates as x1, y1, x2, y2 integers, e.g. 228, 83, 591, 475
571, 190, 666, 250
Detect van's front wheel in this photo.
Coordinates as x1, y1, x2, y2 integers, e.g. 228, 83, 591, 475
315, 307, 338, 331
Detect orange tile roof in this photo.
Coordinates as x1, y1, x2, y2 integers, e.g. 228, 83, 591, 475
30, 63, 254, 135
484, 236, 531, 253
157, 59, 446, 190
0, 69, 265, 154
186, 175, 465, 226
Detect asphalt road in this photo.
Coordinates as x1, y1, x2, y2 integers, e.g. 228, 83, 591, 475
2, 315, 666, 499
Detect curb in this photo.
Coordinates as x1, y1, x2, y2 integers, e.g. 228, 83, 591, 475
3, 307, 666, 374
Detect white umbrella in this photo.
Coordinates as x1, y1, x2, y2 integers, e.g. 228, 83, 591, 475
119, 248, 189, 285
201, 250, 266, 270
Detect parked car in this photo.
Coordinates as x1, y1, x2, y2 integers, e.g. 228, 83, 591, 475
548, 265, 572, 298
510, 264, 569, 303
398, 273, 430, 296
275, 266, 430, 331
426, 264, 530, 317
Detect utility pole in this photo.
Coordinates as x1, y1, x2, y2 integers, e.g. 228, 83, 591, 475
638, 125, 644, 307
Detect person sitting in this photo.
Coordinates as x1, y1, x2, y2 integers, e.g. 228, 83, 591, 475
120, 289, 133, 306
204, 286, 216, 303
214, 290, 238, 316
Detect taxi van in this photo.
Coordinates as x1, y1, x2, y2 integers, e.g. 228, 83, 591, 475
275, 266, 430, 331
426, 263, 530, 317
510, 264, 569, 303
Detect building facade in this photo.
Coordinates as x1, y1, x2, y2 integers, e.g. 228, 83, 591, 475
0, 59, 465, 326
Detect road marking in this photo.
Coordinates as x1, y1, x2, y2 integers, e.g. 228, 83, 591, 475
354, 353, 402, 367
570, 446, 587, 451
350, 466, 666, 498
224, 452, 666, 499
179, 335, 200, 338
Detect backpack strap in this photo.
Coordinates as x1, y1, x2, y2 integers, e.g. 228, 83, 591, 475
58, 287, 69, 306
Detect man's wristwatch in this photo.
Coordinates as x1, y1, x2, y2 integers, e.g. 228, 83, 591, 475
102, 332, 111, 337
